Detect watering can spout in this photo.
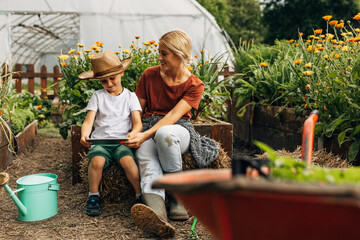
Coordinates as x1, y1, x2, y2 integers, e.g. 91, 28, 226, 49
0, 172, 27, 216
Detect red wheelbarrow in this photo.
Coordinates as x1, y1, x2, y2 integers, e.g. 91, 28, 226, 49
153, 111, 360, 240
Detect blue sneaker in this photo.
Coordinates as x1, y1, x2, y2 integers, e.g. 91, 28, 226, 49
85, 195, 101, 216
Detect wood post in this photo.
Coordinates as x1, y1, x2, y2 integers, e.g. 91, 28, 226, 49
40, 65, 47, 97
27, 64, 35, 94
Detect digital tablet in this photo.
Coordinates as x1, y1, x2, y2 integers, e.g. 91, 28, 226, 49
85, 138, 128, 145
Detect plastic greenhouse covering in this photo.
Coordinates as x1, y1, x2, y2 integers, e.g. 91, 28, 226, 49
0, 0, 233, 69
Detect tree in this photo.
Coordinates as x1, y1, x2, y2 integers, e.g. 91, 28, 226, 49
262, 0, 360, 44
197, 0, 263, 46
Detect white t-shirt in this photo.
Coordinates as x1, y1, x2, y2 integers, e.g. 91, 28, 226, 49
86, 88, 142, 139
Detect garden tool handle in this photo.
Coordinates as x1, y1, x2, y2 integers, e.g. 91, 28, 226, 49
301, 110, 320, 164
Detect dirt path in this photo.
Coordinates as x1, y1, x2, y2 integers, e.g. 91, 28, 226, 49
0, 135, 214, 240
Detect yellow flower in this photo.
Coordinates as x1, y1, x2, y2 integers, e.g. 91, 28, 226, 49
96, 41, 104, 47
140, 50, 144, 54
115, 51, 120, 54
90, 45, 98, 50
293, 59, 303, 65
60, 62, 67, 66
259, 62, 267, 67
76, 51, 82, 55
325, 66, 329, 69
76, 43, 84, 47
122, 49, 131, 54
303, 71, 314, 76
154, 43, 158, 47
68, 49, 76, 54
143, 41, 150, 46
186, 66, 193, 72
335, 54, 340, 58
322, 15, 332, 21
58, 55, 70, 60
342, 46, 349, 51
307, 45, 313, 51
118, 44, 122, 48
89, 54, 95, 59
349, 36, 360, 42
73, 55, 77, 60
131, 44, 134, 47
84, 50, 92, 53
306, 84, 311, 90
305, 63, 312, 68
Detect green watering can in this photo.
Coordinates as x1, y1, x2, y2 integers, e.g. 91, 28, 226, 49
0, 172, 60, 222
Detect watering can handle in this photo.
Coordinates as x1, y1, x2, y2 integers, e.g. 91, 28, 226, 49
48, 183, 60, 191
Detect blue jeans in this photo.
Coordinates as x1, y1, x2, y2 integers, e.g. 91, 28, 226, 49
135, 125, 190, 200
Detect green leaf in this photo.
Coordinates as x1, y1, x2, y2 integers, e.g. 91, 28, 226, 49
348, 139, 360, 162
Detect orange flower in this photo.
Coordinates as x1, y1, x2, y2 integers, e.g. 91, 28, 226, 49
336, 22, 345, 28
36, 105, 42, 110
327, 85, 330, 89
186, 66, 193, 72
314, 29, 323, 35
260, 62, 268, 67
322, 15, 332, 21
304, 103, 308, 109
200, 50, 205, 53
194, 55, 198, 58
324, 106, 327, 110
293, 59, 303, 65
135, 36, 140, 39
329, 20, 338, 26
306, 84, 311, 90
354, 14, 360, 20
149, 40, 156, 44
60, 62, 67, 66
286, 39, 295, 43
349, 36, 360, 42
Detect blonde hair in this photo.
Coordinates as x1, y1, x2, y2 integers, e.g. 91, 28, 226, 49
159, 30, 192, 66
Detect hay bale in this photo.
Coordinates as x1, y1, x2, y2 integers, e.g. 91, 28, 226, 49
79, 143, 231, 204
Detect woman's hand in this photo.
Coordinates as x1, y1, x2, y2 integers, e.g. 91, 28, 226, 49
80, 135, 92, 148
123, 132, 148, 149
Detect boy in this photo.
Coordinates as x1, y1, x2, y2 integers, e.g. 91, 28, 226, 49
79, 50, 142, 216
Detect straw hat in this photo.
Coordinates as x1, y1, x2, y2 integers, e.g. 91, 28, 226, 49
78, 50, 132, 80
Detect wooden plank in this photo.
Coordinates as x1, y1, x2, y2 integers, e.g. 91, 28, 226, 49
15, 120, 38, 154
40, 65, 47, 97
27, 64, 35, 94
71, 125, 88, 184
14, 64, 22, 93
0, 121, 12, 171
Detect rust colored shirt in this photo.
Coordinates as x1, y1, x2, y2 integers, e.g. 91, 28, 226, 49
136, 65, 204, 119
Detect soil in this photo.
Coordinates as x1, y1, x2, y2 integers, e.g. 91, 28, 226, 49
0, 132, 214, 240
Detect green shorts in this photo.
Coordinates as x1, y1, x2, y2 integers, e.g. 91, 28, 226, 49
88, 144, 135, 169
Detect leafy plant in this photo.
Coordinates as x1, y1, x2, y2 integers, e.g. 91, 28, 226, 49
57, 39, 235, 138
233, 14, 360, 162
191, 50, 236, 120
255, 141, 360, 185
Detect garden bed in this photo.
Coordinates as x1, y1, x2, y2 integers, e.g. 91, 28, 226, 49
14, 120, 38, 154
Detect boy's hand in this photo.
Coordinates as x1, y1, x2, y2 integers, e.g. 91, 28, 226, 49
80, 136, 92, 148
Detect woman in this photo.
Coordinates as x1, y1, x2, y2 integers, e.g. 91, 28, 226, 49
125, 30, 219, 238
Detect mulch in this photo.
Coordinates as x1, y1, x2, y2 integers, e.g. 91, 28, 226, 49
0, 135, 215, 240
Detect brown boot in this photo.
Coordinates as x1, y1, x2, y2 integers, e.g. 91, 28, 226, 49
167, 192, 189, 221
131, 193, 175, 238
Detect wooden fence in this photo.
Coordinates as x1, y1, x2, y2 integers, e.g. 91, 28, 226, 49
3, 64, 64, 99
